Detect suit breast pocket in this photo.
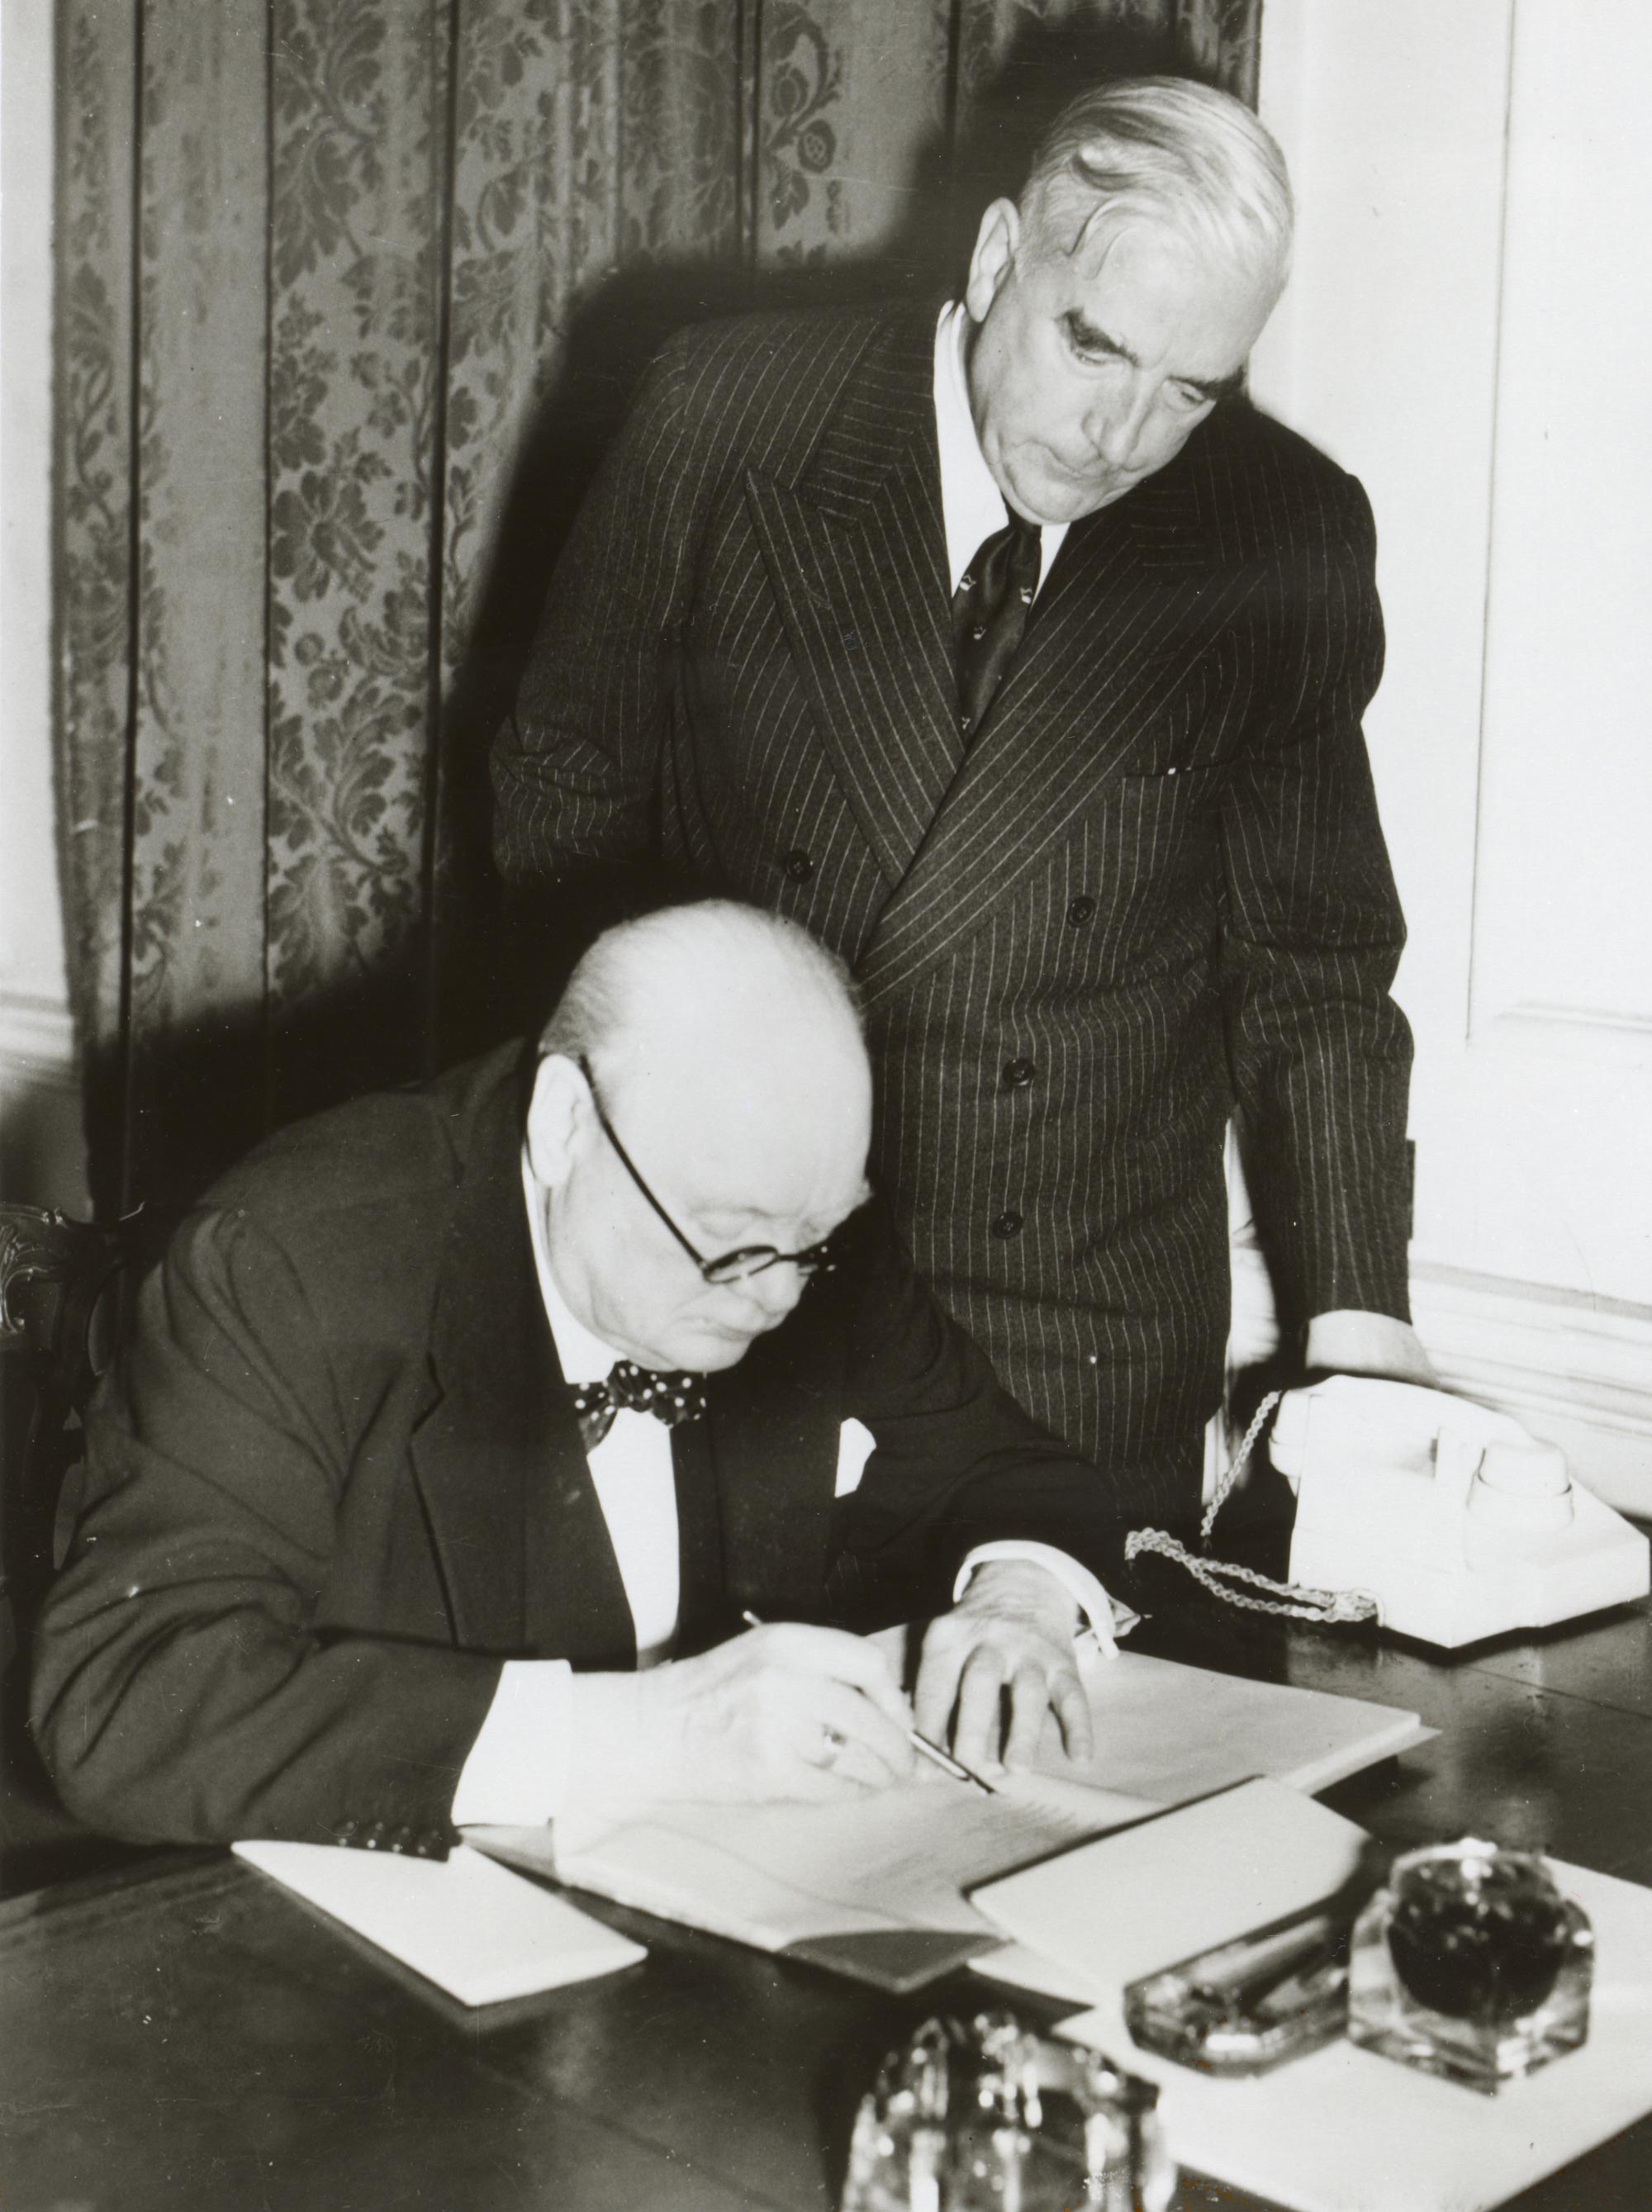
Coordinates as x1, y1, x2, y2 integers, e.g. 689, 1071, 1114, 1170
1107, 760, 1227, 858
1070, 764, 1228, 974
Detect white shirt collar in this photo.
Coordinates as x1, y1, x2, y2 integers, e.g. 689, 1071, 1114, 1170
932, 301, 1068, 597
521, 1149, 628, 1385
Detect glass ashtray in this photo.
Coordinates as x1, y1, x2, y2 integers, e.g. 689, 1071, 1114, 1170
1125, 1904, 1351, 2076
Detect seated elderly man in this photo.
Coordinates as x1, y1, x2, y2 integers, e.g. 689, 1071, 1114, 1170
34, 901, 1141, 1854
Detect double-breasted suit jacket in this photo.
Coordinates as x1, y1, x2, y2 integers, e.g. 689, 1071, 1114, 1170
32, 1046, 1131, 1851
493, 304, 1415, 1514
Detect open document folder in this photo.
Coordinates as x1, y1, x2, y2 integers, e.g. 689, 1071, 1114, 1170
472, 1768, 1157, 1991
468, 1640, 1427, 1992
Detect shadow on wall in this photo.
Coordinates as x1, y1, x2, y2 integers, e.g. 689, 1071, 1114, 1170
75, 21, 1213, 1219
435, 17, 1194, 1056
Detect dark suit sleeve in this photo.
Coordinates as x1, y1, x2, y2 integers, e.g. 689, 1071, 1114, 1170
30, 1209, 501, 1849
491, 333, 703, 928
826, 1217, 1143, 1625
1218, 462, 1414, 1331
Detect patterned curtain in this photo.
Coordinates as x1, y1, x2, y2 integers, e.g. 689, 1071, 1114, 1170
55, 0, 1261, 1220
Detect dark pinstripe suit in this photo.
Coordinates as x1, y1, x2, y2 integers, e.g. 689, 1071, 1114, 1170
493, 304, 1413, 1517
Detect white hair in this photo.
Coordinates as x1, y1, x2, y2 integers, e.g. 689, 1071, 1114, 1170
539, 900, 863, 1076
1022, 75, 1293, 301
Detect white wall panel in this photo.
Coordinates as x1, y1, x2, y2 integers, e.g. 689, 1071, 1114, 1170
1472, 0, 1652, 1056
0, 0, 83, 1211
1255, 0, 1652, 1499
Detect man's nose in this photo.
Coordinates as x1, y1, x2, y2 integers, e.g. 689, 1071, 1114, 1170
1085, 376, 1156, 469
729, 1261, 807, 1327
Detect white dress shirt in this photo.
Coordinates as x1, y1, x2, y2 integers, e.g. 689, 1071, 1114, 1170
932, 301, 1070, 595
449, 1159, 681, 1826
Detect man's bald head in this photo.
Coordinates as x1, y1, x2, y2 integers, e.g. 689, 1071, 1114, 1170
542, 900, 868, 1133
528, 904, 873, 1370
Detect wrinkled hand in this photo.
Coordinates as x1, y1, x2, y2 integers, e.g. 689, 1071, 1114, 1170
603, 1623, 916, 1806
914, 1561, 1091, 1776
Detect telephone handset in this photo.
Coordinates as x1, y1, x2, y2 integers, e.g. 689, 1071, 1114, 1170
1274, 1375, 1649, 1647
1128, 1374, 1650, 1650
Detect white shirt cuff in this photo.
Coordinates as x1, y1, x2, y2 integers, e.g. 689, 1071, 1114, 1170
450, 1659, 574, 1827
952, 1540, 1135, 1656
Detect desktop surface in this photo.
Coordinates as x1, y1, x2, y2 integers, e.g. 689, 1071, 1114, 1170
5, 1597, 1652, 2212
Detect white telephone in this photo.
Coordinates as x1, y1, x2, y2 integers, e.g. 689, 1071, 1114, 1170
1268, 1374, 1650, 1648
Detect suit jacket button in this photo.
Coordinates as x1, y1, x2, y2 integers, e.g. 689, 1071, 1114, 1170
363, 1820, 386, 1849
991, 1209, 1024, 1239
389, 1826, 413, 1854
1066, 895, 1096, 926
782, 848, 814, 883
333, 1817, 359, 1845
1002, 1056, 1035, 1089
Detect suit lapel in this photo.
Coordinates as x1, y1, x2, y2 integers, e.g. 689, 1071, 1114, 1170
857, 455, 1248, 1009
668, 1416, 728, 1654
703, 1294, 842, 1621
408, 1068, 632, 1664
744, 311, 963, 895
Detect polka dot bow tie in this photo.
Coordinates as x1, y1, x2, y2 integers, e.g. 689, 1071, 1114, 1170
565, 1362, 708, 1451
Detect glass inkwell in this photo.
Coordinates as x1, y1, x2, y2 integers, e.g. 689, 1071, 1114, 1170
839, 2009, 1175, 2211
1347, 1839, 1593, 2093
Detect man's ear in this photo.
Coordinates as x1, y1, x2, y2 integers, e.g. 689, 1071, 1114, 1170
964, 197, 1021, 325
525, 1054, 590, 1191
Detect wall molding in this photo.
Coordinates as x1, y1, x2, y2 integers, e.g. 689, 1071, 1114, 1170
1477, 1003, 1652, 1071
0, 984, 85, 1208
0, 984, 78, 1085
1230, 1244, 1652, 1516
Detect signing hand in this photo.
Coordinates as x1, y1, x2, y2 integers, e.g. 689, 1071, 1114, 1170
913, 1560, 1092, 1776
570, 1622, 916, 1810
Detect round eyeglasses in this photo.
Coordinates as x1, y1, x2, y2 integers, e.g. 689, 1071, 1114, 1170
578, 1056, 838, 1285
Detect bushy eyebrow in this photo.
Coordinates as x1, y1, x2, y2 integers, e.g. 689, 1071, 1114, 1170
1061, 309, 1243, 402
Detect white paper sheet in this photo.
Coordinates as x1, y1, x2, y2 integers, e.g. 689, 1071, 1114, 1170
1047, 1645, 1431, 1800
234, 1838, 645, 2005
970, 1778, 1374, 1993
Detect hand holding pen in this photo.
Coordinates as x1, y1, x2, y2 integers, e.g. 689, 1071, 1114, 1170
742, 1612, 995, 1795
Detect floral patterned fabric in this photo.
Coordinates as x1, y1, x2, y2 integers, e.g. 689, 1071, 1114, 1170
55, 0, 1260, 1216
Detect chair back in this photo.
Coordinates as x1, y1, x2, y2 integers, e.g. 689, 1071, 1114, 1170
1, 1204, 137, 1673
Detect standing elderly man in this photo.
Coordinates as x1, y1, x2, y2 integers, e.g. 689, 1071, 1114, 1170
34, 903, 1133, 1854
492, 75, 1431, 1522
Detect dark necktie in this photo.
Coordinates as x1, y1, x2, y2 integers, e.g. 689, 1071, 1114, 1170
565, 1362, 708, 1452
952, 515, 1042, 741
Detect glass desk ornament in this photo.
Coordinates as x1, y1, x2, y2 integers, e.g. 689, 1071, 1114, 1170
1346, 1838, 1593, 2094
1124, 1902, 1354, 2076
839, 2008, 1175, 2212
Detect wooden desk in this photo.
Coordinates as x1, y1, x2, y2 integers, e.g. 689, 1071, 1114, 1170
5, 1601, 1652, 2212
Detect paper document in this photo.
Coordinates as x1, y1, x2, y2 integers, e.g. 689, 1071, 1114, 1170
1051, 1852, 1652, 2212
471, 1768, 1157, 1991
970, 1777, 1374, 1997
234, 1838, 645, 2006
1043, 1645, 1430, 1801
469, 1637, 1427, 1993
